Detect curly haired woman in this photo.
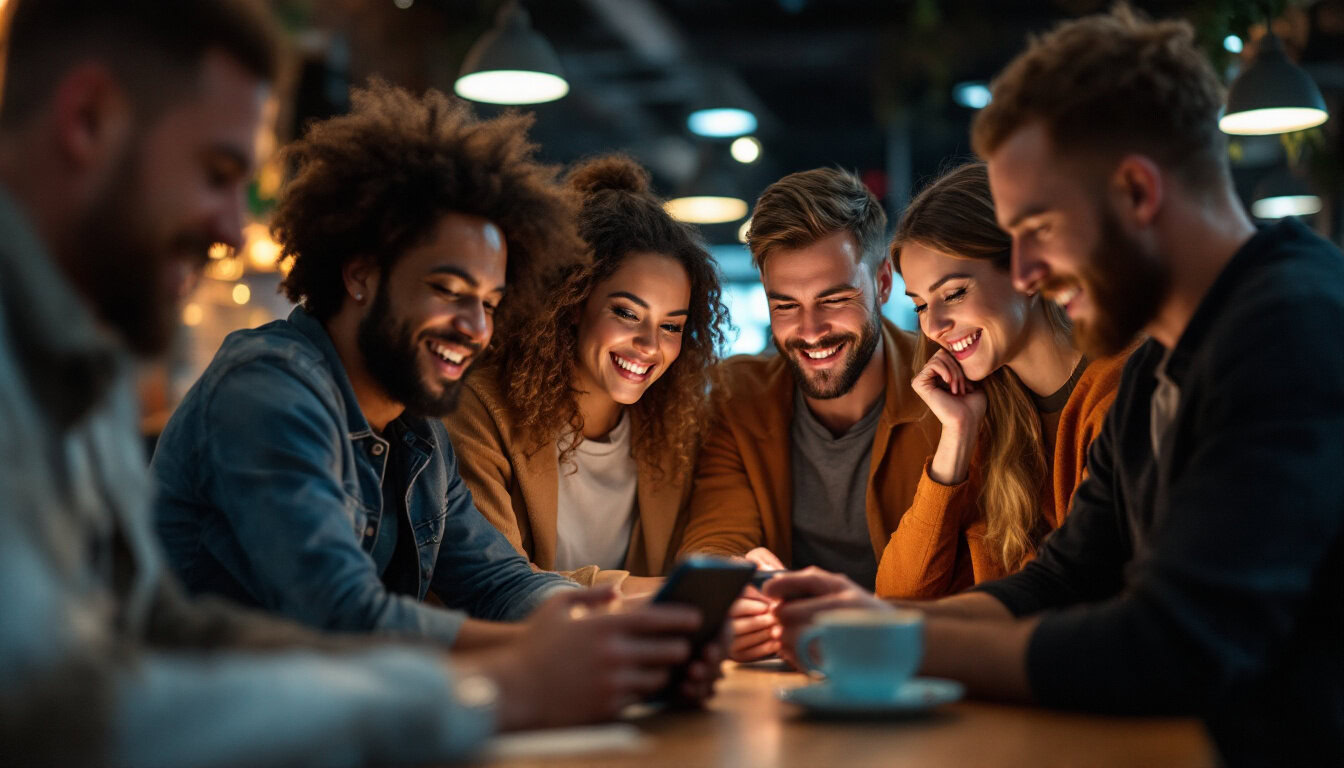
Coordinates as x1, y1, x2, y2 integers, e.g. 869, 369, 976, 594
443, 154, 729, 593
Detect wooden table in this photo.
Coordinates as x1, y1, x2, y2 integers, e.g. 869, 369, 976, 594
485, 663, 1217, 768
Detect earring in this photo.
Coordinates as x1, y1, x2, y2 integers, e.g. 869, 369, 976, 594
355, 293, 364, 301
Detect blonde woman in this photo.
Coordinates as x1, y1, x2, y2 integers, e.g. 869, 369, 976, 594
877, 162, 1129, 598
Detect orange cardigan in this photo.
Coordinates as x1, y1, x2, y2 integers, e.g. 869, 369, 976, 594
678, 319, 940, 564
874, 351, 1129, 599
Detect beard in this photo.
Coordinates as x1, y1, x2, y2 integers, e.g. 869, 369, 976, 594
73, 146, 211, 356
775, 299, 882, 400
356, 280, 479, 418
1056, 206, 1171, 358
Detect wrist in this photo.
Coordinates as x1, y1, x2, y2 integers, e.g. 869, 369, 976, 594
929, 427, 976, 486
456, 649, 534, 731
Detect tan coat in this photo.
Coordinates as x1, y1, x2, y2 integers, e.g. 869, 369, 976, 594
442, 366, 689, 588
678, 319, 940, 565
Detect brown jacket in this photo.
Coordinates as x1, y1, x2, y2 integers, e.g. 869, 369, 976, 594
678, 319, 939, 565
442, 366, 688, 588
874, 351, 1128, 599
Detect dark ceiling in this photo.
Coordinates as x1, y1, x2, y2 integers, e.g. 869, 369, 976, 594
286, 0, 1344, 244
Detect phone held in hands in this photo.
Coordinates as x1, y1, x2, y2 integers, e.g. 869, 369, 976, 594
652, 556, 758, 651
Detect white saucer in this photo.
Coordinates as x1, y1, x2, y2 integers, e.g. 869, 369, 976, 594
778, 678, 964, 717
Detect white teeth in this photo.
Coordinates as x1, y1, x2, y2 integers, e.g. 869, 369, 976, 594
1052, 286, 1079, 307
430, 342, 465, 365
614, 355, 650, 375
950, 330, 980, 353
805, 346, 839, 360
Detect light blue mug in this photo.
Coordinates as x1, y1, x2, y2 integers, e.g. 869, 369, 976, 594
796, 608, 925, 700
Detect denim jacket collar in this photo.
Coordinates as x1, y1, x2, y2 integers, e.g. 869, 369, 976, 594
0, 187, 122, 427
284, 306, 438, 454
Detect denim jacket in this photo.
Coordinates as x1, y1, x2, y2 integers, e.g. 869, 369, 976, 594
0, 188, 494, 766
153, 308, 572, 642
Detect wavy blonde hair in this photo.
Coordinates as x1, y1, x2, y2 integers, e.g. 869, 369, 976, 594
892, 162, 1071, 571
490, 154, 729, 476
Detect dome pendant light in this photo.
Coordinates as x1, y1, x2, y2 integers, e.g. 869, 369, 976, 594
454, 2, 569, 105
1220, 32, 1328, 136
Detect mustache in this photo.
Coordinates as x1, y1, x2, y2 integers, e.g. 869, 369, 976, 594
422, 329, 483, 356
1040, 276, 1081, 295
784, 332, 854, 353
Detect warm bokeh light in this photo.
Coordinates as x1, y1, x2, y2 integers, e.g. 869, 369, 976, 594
665, 196, 748, 224
454, 71, 569, 105
244, 222, 282, 271
737, 218, 752, 243
182, 303, 204, 327
232, 284, 252, 305
205, 257, 245, 282
731, 136, 762, 164
209, 243, 233, 260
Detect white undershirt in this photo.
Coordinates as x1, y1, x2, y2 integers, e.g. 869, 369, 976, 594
554, 413, 638, 572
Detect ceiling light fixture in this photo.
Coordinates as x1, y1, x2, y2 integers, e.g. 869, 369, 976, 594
1220, 32, 1328, 135
688, 108, 757, 138
1250, 166, 1322, 219
454, 2, 569, 106
667, 147, 749, 225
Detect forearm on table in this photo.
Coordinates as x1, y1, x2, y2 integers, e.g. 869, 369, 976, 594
919, 614, 1038, 702
890, 590, 1014, 621
451, 618, 527, 651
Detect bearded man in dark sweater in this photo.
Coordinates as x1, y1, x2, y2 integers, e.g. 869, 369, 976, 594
765, 8, 1343, 767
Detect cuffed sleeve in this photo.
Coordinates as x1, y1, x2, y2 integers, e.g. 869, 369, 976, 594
876, 459, 984, 599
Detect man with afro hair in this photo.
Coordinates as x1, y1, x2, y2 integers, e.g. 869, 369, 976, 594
152, 84, 725, 710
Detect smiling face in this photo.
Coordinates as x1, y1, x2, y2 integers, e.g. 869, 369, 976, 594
987, 122, 1169, 357
899, 242, 1033, 382
574, 251, 691, 407
762, 230, 889, 399
77, 51, 268, 355
356, 212, 506, 416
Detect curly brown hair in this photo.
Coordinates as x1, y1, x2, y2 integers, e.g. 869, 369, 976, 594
274, 80, 586, 323
491, 153, 729, 475
971, 4, 1228, 189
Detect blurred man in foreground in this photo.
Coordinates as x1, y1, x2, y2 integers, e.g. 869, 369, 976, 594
0, 2, 711, 765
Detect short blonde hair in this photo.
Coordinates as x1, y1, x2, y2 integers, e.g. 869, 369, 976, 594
747, 167, 887, 271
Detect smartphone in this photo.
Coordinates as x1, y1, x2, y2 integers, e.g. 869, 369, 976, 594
648, 556, 756, 701
652, 556, 757, 651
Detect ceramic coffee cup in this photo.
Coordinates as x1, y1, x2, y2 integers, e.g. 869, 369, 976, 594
795, 607, 924, 700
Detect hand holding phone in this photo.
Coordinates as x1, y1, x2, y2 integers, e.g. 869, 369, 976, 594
649, 556, 756, 701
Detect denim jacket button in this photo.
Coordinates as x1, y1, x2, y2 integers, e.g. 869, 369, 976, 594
370, 443, 385, 456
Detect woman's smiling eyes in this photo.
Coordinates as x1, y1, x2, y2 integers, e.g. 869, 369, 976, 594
910, 285, 968, 314
610, 303, 683, 333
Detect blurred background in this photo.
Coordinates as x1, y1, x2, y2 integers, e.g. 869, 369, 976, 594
139, 0, 1344, 436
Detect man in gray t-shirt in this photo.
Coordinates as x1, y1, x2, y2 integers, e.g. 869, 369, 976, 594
791, 388, 886, 587
679, 169, 938, 661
